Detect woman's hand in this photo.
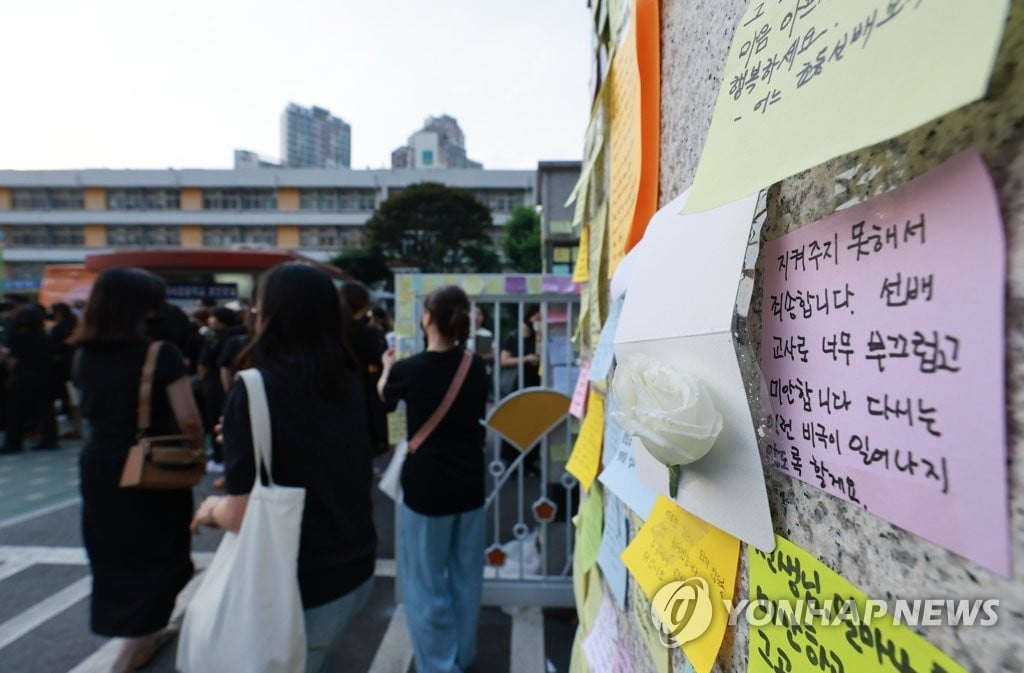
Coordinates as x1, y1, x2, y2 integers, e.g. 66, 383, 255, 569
381, 348, 396, 369
189, 496, 222, 535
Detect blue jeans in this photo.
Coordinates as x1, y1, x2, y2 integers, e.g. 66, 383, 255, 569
303, 576, 374, 673
399, 505, 485, 673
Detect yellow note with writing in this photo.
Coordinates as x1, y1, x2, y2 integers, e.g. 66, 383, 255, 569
607, 17, 641, 276
573, 226, 590, 283
685, 1, 1010, 214
622, 495, 740, 673
748, 535, 966, 673
566, 391, 605, 492
575, 483, 604, 574
630, 570, 673, 673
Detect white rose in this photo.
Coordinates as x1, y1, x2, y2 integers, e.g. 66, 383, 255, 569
610, 353, 723, 470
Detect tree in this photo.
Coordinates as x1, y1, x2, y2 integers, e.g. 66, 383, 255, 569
501, 205, 542, 273
365, 182, 496, 273
330, 246, 392, 288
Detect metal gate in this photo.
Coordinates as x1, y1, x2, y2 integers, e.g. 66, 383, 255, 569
392, 273, 581, 607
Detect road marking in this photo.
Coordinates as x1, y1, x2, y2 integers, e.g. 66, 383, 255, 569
367, 604, 414, 673
0, 560, 31, 583
0, 576, 92, 651
0, 497, 80, 530
65, 568, 208, 673
510, 606, 546, 673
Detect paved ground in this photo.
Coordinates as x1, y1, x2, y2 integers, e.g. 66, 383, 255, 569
0, 440, 577, 672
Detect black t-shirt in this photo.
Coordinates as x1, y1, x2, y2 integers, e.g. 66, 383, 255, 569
75, 341, 189, 458
352, 321, 388, 454
222, 366, 377, 608
217, 334, 249, 371
382, 348, 488, 516
501, 331, 540, 388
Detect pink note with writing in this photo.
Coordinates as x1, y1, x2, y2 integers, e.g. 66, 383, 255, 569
760, 149, 1010, 576
570, 361, 591, 419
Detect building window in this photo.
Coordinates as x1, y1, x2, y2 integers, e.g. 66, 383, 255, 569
422, 150, 434, 166
473, 190, 527, 213
201, 189, 277, 210
202, 226, 277, 247
107, 189, 180, 210
11, 189, 85, 210
108, 225, 181, 247
9, 225, 84, 247
299, 226, 363, 250
298, 189, 376, 212
7, 262, 46, 281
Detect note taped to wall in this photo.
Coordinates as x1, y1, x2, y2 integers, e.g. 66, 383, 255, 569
749, 536, 966, 673
573, 226, 590, 283
607, 14, 642, 276
622, 496, 740, 673
684, 1, 1010, 214
567, 391, 606, 491
759, 149, 1010, 576
629, 0, 660, 253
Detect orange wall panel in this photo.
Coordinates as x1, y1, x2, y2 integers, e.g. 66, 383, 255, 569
181, 225, 203, 247
278, 188, 300, 211
278, 225, 300, 248
0, 188, 10, 210
84, 224, 107, 247
181, 188, 202, 211
84, 188, 105, 211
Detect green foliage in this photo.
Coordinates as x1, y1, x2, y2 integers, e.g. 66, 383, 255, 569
365, 182, 496, 273
330, 246, 392, 288
501, 205, 542, 273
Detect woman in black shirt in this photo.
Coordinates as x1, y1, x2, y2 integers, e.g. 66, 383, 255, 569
74, 268, 204, 672
190, 262, 376, 673
3, 305, 59, 452
379, 285, 489, 673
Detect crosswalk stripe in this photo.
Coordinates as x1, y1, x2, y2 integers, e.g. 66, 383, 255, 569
0, 561, 31, 583
510, 606, 546, 673
366, 604, 414, 673
0, 576, 92, 652
64, 568, 208, 673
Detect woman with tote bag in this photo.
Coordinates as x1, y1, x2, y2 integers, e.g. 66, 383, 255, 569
378, 285, 489, 673
183, 262, 377, 673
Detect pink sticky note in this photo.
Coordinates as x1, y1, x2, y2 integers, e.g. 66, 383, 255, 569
760, 148, 1010, 576
570, 361, 591, 419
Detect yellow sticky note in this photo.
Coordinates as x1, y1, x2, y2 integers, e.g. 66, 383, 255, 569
386, 410, 406, 446
630, 574, 673, 673
572, 226, 590, 283
566, 391, 605, 492
575, 483, 604, 574
686, 1, 1010, 214
748, 536, 966, 673
622, 495, 740, 673
484, 276, 504, 295
607, 20, 642, 276
580, 565, 605, 632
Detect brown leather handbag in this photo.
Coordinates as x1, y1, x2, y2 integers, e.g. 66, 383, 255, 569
119, 341, 205, 489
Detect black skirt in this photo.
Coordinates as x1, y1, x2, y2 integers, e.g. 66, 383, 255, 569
79, 449, 194, 637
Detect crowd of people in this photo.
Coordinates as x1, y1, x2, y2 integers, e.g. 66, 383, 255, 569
0, 265, 501, 673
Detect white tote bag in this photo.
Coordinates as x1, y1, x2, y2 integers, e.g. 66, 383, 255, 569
377, 440, 408, 502
177, 369, 307, 673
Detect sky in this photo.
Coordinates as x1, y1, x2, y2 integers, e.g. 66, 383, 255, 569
0, 0, 592, 171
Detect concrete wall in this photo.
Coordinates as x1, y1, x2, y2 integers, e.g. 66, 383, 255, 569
611, 1, 1023, 671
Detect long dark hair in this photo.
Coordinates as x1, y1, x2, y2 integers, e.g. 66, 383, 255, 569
50, 302, 78, 328
238, 262, 353, 399
424, 285, 471, 344
77, 268, 166, 347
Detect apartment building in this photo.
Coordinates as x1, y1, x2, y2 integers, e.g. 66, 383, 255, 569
0, 168, 535, 287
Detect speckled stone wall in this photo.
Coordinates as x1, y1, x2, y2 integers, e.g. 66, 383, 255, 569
611, 1, 1024, 672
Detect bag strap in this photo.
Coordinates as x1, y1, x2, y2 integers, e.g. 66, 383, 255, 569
237, 369, 274, 486
136, 341, 163, 436
409, 350, 473, 454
